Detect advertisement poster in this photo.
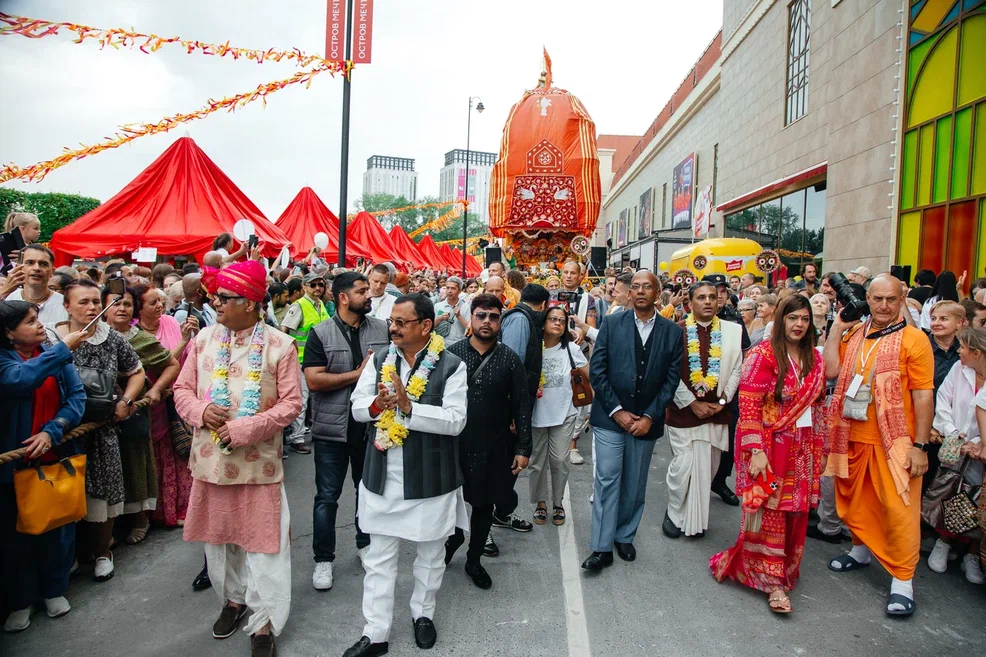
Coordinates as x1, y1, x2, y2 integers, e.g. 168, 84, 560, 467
605, 221, 613, 246
638, 187, 653, 239
672, 153, 695, 230
693, 184, 712, 238
456, 168, 478, 203
618, 209, 627, 247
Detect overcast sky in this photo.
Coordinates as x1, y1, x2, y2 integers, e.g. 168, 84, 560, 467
0, 0, 723, 219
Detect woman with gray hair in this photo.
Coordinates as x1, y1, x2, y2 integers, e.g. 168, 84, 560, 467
737, 298, 758, 344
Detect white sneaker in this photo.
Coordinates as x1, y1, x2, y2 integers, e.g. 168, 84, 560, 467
961, 554, 984, 584
4, 608, 32, 633
312, 562, 333, 591
927, 538, 950, 573
569, 448, 585, 465
94, 552, 114, 582
45, 597, 71, 618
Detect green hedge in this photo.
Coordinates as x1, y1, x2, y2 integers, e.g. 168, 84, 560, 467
0, 188, 101, 242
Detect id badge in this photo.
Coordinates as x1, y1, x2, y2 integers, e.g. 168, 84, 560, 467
846, 374, 864, 399
796, 406, 812, 429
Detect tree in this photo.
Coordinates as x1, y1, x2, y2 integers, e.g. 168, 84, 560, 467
355, 193, 424, 234
0, 188, 101, 241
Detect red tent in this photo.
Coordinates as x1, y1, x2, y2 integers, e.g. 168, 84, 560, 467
388, 225, 429, 269
346, 211, 408, 268
50, 136, 290, 266
415, 235, 449, 271
450, 247, 481, 276
275, 187, 370, 265
466, 253, 484, 276
439, 243, 462, 272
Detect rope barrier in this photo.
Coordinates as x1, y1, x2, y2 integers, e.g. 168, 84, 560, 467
0, 393, 167, 466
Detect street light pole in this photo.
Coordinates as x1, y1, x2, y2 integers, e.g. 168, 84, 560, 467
337, 0, 354, 268
463, 96, 483, 277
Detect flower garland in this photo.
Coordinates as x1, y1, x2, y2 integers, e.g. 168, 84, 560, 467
537, 342, 547, 398
686, 314, 722, 396
209, 322, 266, 454
374, 332, 445, 451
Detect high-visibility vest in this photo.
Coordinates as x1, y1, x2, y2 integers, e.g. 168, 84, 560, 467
289, 296, 330, 361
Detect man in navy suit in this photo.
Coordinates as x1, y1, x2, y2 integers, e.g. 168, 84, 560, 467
582, 270, 684, 571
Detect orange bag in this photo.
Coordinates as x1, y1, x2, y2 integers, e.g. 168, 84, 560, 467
14, 455, 87, 535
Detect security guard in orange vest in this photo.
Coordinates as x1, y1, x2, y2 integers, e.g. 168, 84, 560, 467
280, 272, 331, 452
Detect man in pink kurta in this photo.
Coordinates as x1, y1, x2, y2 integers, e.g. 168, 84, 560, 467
173, 260, 302, 657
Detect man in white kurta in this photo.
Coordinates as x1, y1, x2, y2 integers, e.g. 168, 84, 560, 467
663, 283, 743, 539
344, 294, 467, 657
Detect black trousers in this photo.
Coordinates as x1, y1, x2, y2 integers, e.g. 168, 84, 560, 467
712, 401, 739, 489
450, 504, 495, 564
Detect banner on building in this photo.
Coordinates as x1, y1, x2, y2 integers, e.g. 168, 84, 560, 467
638, 187, 653, 239
325, 0, 346, 64
606, 221, 613, 246
618, 209, 627, 247
353, 0, 374, 64
672, 153, 695, 230
693, 184, 712, 238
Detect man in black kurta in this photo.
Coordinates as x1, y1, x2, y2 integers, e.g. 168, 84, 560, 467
446, 294, 532, 589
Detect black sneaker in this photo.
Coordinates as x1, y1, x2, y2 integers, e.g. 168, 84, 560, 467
483, 532, 500, 557
492, 513, 533, 532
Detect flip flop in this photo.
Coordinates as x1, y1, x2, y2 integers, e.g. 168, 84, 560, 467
886, 593, 915, 617
828, 554, 870, 573
126, 524, 149, 545
768, 591, 793, 614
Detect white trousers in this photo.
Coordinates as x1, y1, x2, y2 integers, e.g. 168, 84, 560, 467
288, 372, 309, 441
361, 534, 447, 643
665, 425, 724, 536
204, 484, 292, 636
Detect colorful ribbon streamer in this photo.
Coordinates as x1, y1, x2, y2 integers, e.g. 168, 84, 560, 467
407, 203, 465, 239
361, 200, 459, 219
0, 12, 338, 69
0, 63, 343, 184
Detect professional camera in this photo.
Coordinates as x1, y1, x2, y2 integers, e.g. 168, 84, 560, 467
828, 272, 870, 322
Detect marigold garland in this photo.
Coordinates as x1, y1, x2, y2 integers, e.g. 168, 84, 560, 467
407, 203, 465, 239
0, 12, 338, 68
0, 62, 344, 184
374, 333, 445, 451
685, 314, 721, 396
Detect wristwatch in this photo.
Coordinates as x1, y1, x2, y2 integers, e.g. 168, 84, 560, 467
913, 442, 930, 452
122, 396, 134, 408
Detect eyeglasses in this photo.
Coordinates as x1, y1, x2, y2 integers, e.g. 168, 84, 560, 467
630, 283, 656, 292
215, 293, 247, 305
546, 316, 567, 324
473, 311, 501, 322
387, 318, 424, 329
308, 282, 325, 288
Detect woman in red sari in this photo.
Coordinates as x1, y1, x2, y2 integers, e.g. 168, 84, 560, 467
710, 295, 826, 613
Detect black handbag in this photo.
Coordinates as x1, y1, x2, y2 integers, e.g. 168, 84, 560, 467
76, 365, 117, 423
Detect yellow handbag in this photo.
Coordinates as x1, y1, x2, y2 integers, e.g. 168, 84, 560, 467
13, 454, 87, 535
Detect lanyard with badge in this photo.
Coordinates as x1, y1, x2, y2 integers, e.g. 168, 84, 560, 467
841, 319, 905, 421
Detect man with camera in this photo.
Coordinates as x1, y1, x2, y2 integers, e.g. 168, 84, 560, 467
822, 273, 934, 617
0, 244, 68, 325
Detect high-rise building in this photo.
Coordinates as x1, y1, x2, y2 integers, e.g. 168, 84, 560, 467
439, 149, 496, 223
363, 155, 417, 200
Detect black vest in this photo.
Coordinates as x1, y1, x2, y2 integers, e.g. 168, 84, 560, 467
362, 345, 464, 500
631, 322, 656, 416
501, 303, 543, 408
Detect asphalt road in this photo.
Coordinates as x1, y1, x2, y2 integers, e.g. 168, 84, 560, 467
5, 437, 985, 657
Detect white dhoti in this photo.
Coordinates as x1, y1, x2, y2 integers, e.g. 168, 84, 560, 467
204, 484, 292, 636
665, 424, 727, 536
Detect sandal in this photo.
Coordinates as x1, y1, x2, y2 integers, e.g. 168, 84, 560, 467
886, 593, 915, 617
533, 506, 547, 525
828, 554, 870, 573
126, 523, 149, 545
768, 590, 793, 614
552, 506, 566, 526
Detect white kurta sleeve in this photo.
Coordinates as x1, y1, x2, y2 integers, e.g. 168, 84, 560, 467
722, 350, 743, 404
674, 380, 696, 409
404, 361, 468, 437
351, 360, 381, 423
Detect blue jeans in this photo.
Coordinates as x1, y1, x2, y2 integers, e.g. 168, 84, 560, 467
313, 439, 370, 563
589, 426, 656, 552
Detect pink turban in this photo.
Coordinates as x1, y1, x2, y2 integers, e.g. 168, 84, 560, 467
200, 266, 220, 295
217, 260, 266, 303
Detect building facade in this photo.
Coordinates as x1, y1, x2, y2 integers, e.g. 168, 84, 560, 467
601, 0, 986, 283
895, 1, 986, 281
439, 149, 497, 224
362, 155, 418, 200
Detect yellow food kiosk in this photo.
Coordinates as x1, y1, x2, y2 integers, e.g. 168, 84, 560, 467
667, 237, 765, 279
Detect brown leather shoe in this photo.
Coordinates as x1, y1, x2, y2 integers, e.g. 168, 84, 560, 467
290, 443, 312, 454
212, 603, 247, 639
251, 632, 276, 657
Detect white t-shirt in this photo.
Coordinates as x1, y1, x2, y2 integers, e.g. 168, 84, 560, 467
533, 342, 588, 428
7, 289, 67, 325
369, 293, 396, 321
976, 383, 986, 411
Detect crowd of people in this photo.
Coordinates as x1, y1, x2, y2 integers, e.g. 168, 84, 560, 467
2, 209, 986, 656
